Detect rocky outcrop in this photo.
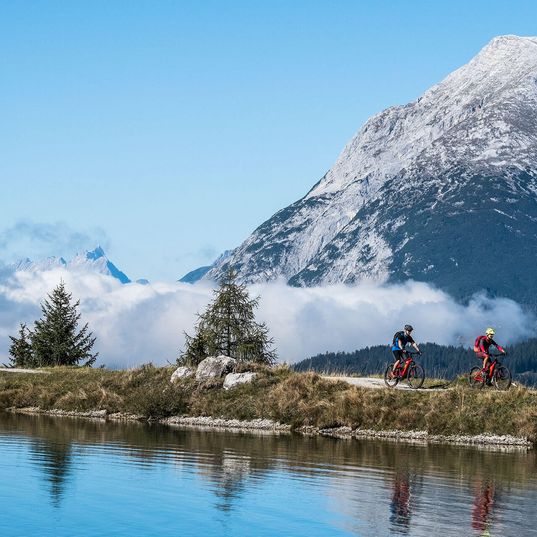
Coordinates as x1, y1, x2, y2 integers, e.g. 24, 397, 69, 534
170, 366, 194, 383
223, 372, 257, 390
195, 355, 237, 380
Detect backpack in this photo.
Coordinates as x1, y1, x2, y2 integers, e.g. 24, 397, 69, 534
392, 331, 404, 347
474, 335, 485, 353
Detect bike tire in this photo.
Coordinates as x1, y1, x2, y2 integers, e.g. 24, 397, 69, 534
407, 363, 425, 389
469, 366, 485, 389
384, 364, 399, 388
493, 365, 512, 391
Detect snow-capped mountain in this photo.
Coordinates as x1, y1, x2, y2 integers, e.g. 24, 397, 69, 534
9, 247, 131, 284
207, 35, 537, 304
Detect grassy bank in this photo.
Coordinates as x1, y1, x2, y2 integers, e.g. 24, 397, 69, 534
1, 365, 536, 441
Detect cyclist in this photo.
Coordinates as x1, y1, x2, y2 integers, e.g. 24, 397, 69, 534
474, 328, 505, 382
391, 325, 421, 376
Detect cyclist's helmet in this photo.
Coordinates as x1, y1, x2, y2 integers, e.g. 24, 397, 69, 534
404, 324, 414, 332
485, 327, 495, 336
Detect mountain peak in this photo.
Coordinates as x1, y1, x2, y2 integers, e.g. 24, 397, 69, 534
9, 247, 131, 284
466, 34, 537, 75
206, 35, 537, 306
483, 34, 537, 49
86, 246, 106, 260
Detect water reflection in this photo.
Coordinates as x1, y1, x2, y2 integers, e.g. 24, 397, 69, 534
390, 471, 410, 532
29, 439, 72, 506
199, 451, 252, 512
0, 413, 535, 537
471, 478, 501, 536
11, 414, 77, 506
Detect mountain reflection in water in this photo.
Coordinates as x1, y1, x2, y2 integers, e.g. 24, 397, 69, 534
0, 412, 535, 536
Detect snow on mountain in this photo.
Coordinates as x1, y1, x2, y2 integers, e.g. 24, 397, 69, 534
207, 36, 537, 304
11, 256, 68, 272
9, 247, 131, 284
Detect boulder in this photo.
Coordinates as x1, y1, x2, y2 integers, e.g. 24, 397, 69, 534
223, 372, 257, 390
170, 366, 194, 383
196, 355, 237, 380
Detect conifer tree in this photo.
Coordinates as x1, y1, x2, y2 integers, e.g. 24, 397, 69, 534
31, 281, 98, 367
9, 323, 36, 367
180, 268, 276, 366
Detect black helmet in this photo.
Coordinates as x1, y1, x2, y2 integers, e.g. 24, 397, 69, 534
404, 324, 414, 332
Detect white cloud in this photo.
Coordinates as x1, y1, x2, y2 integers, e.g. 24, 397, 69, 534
0, 270, 533, 368
252, 280, 535, 362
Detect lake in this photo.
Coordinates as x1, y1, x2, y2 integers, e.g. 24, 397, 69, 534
0, 413, 535, 536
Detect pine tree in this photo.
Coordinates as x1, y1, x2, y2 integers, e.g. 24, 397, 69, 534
31, 281, 98, 367
9, 323, 36, 368
180, 268, 276, 366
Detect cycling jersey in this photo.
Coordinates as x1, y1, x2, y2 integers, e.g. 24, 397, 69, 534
391, 331, 415, 351
474, 335, 505, 355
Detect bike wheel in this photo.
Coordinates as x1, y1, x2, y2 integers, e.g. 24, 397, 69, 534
469, 367, 485, 389
384, 364, 399, 388
493, 366, 512, 391
407, 363, 425, 389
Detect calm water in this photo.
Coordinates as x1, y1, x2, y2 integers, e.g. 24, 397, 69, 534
0, 413, 536, 536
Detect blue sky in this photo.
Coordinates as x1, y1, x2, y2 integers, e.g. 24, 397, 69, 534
1, 0, 536, 281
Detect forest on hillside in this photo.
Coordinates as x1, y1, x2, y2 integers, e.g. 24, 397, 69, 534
294, 339, 537, 386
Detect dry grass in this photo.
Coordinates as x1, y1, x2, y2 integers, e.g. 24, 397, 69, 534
0, 366, 536, 440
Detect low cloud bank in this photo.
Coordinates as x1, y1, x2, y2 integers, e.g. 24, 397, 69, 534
0, 270, 534, 368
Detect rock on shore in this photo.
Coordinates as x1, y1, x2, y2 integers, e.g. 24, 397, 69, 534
170, 366, 193, 383
223, 372, 257, 390
195, 356, 237, 380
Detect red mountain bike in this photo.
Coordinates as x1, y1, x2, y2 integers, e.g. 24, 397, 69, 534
384, 350, 425, 389
469, 352, 511, 390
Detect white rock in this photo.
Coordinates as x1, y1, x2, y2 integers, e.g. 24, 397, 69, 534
223, 372, 257, 390
170, 366, 193, 383
196, 355, 237, 380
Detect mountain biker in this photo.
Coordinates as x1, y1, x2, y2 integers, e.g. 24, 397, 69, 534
391, 325, 421, 375
474, 328, 505, 381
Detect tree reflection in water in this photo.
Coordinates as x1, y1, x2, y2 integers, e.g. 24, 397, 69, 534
29, 439, 72, 506
0, 412, 535, 534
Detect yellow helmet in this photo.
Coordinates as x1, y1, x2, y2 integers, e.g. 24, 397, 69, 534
485, 327, 495, 336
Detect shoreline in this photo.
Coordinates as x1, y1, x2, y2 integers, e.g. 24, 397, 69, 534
7, 406, 532, 449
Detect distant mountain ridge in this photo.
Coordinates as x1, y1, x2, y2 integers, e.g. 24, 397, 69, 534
206, 36, 537, 305
9, 246, 131, 284
179, 250, 232, 283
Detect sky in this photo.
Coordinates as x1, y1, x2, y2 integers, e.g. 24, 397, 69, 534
2, 0, 537, 281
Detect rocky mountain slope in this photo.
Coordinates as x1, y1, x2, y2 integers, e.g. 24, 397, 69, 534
207, 36, 537, 304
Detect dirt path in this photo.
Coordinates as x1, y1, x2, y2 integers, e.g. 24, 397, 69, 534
0, 368, 49, 374
322, 375, 448, 391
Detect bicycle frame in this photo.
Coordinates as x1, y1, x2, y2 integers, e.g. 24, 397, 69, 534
485, 353, 504, 380
398, 351, 419, 379
470, 352, 511, 390
386, 350, 425, 389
